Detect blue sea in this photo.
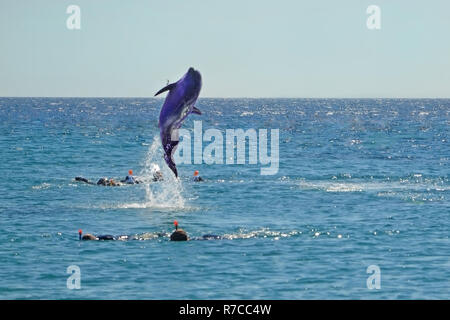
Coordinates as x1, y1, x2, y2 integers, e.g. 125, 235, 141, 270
0, 97, 448, 299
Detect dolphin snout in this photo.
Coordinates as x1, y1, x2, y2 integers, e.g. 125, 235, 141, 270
188, 67, 200, 75
187, 67, 201, 83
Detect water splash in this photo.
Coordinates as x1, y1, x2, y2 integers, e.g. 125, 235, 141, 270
137, 135, 186, 209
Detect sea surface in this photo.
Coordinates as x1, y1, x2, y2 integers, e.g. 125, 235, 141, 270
0, 97, 448, 299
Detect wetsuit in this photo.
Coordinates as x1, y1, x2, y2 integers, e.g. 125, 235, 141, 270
124, 175, 137, 184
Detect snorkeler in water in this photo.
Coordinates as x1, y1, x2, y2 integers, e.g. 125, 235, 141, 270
79, 221, 221, 242
75, 171, 145, 186
152, 170, 163, 182
192, 170, 204, 182
75, 176, 122, 186
121, 170, 138, 184
99, 177, 120, 186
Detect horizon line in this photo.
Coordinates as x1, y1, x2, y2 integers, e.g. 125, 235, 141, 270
1, 96, 449, 100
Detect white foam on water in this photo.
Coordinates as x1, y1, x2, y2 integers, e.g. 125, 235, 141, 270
32, 183, 51, 190
298, 178, 449, 194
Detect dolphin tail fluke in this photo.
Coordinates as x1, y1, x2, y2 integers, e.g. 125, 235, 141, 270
164, 152, 178, 178
162, 135, 180, 177
155, 83, 176, 96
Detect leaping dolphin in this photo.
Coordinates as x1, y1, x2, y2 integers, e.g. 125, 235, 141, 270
155, 67, 202, 177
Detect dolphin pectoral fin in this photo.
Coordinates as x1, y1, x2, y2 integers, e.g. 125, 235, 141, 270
154, 83, 176, 96
192, 106, 202, 115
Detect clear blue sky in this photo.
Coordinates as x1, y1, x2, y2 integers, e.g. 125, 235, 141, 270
1, 0, 449, 97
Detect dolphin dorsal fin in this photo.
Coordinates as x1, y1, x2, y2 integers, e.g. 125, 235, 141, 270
154, 82, 176, 96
